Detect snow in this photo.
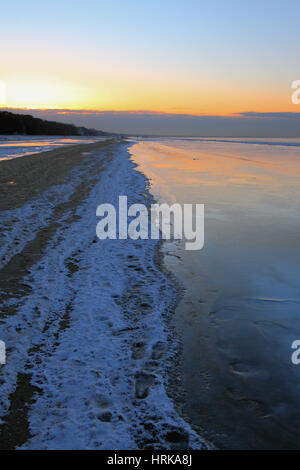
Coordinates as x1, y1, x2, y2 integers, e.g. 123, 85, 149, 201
0, 136, 108, 161
0, 142, 209, 449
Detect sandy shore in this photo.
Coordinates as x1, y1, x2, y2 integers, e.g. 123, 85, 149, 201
0, 140, 117, 448
0, 140, 116, 211
0, 140, 208, 450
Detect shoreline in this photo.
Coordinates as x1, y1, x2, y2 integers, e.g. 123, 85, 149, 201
0, 140, 208, 449
153, 240, 209, 441
133, 164, 213, 449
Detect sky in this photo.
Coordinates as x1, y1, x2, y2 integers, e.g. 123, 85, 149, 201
1, 0, 300, 135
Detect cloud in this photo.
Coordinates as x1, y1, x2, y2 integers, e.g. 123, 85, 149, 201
1, 108, 300, 137
235, 112, 300, 119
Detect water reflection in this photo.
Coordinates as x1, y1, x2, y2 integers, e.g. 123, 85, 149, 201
130, 138, 300, 449
0, 136, 107, 161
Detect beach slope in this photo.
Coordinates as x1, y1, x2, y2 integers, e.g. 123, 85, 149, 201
0, 140, 208, 450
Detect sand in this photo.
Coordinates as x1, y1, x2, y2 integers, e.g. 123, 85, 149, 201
0, 139, 207, 450
0, 140, 117, 449
0, 140, 117, 212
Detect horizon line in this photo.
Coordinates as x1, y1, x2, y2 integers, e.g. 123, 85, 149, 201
2, 107, 300, 119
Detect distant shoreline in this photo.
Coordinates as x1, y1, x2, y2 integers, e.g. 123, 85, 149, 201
0, 110, 107, 137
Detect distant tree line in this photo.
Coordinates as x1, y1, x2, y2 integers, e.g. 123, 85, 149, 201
0, 111, 106, 136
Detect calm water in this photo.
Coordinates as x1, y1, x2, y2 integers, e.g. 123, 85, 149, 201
0, 135, 107, 161
129, 137, 300, 449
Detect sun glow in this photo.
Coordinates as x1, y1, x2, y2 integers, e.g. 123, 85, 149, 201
0, 76, 295, 116
4, 81, 97, 110
0, 81, 6, 105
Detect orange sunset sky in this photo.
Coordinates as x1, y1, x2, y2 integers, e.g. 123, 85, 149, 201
1, 0, 300, 135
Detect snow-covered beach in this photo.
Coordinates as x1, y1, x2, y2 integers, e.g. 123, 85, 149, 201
2, 135, 300, 450
0, 139, 209, 449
